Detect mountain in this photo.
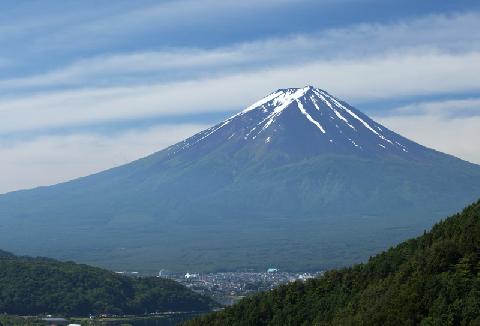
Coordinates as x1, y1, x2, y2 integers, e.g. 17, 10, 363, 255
185, 199, 480, 325
0, 250, 217, 316
0, 250, 14, 258
0, 86, 480, 272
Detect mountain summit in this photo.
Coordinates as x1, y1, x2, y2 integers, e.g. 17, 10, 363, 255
1, 87, 480, 272
167, 86, 421, 161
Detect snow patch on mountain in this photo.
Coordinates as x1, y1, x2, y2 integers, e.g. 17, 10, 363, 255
171, 86, 410, 156
296, 99, 326, 134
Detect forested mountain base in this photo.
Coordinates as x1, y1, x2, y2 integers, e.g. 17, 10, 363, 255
186, 200, 480, 325
0, 253, 217, 316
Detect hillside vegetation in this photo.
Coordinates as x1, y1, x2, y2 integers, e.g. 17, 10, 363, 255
186, 200, 480, 325
0, 252, 217, 316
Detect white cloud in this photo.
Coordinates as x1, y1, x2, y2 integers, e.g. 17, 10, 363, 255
0, 124, 208, 194
3, 11, 480, 91
2, 51, 480, 134
24, 0, 310, 51
0, 0, 303, 39
375, 98, 480, 165
388, 97, 480, 117
0, 48, 256, 89
378, 115, 480, 165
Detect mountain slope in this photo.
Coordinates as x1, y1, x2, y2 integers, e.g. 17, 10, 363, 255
0, 251, 217, 316
0, 86, 480, 272
186, 199, 480, 325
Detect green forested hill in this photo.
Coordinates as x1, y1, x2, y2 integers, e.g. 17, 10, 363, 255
186, 200, 480, 325
0, 253, 217, 316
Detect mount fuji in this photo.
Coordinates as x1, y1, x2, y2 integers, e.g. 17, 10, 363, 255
169, 86, 426, 160
1, 86, 480, 272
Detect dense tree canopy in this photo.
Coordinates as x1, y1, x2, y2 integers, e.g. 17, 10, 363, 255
0, 253, 217, 316
186, 200, 480, 325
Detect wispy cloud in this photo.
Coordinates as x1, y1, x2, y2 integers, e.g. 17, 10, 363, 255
2, 11, 480, 135
0, 48, 257, 90
0, 124, 208, 194
375, 97, 480, 164
3, 11, 479, 91
4, 0, 311, 53
2, 51, 480, 134
387, 97, 480, 118
377, 114, 480, 165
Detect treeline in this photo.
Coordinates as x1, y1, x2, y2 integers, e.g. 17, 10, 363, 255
186, 199, 480, 325
0, 315, 44, 326
0, 253, 217, 316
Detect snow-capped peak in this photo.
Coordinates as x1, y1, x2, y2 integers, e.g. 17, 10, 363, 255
238, 86, 398, 145
241, 86, 311, 115
172, 86, 411, 156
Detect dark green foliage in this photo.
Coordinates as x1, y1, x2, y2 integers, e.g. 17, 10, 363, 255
0, 315, 44, 326
186, 200, 480, 325
0, 253, 217, 316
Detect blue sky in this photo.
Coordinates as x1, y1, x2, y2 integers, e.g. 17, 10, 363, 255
1, 0, 480, 193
